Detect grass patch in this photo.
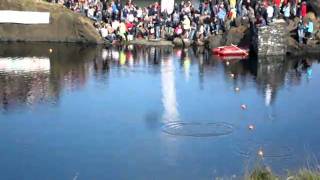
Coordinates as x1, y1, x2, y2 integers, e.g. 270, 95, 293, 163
288, 169, 320, 180
247, 167, 278, 180
245, 167, 320, 180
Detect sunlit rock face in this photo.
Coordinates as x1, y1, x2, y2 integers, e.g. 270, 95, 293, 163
256, 20, 288, 56
0, 0, 103, 43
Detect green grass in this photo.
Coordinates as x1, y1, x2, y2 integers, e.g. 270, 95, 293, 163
288, 169, 320, 180
247, 167, 278, 180
246, 167, 320, 180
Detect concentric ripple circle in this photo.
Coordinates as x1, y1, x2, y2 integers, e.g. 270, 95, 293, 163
233, 140, 294, 159
162, 122, 235, 137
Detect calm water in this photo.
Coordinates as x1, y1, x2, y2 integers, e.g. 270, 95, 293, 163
0, 43, 319, 179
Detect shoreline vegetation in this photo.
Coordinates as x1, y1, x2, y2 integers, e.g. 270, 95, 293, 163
245, 167, 320, 180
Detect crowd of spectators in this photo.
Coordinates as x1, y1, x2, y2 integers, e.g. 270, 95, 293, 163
47, 0, 315, 44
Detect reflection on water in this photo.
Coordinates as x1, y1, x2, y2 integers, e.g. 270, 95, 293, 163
0, 57, 50, 72
161, 55, 179, 122
0, 43, 319, 179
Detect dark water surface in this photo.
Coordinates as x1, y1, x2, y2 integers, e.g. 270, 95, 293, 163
0, 43, 319, 179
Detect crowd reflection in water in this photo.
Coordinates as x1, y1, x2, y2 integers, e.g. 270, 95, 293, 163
0, 43, 318, 111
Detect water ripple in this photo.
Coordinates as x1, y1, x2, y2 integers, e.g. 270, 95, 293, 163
162, 122, 235, 137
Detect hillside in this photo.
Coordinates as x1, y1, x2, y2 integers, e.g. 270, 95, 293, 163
0, 0, 103, 43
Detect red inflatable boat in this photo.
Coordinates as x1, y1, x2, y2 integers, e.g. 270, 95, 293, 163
213, 45, 249, 57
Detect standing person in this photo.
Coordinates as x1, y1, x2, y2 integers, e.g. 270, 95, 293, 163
290, 0, 297, 16
229, 0, 236, 9
182, 15, 191, 38
154, 15, 162, 39
266, 4, 274, 24
189, 22, 197, 40
79, 0, 86, 14
172, 11, 180, 27
216, 4, 226, 33
111, 0, 119, 20
297, 19, 305, 43
301, 1, 307, 18
236, 0, 243, 16
273, 0, 281, 18
283, 3, 291, 23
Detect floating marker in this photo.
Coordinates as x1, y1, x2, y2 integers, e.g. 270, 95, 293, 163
258, 149, 264, 157
226, 61, 230, 66
241, 104, 247, 110
230, 73, 235, 78
248, 125, 255, 130
49, 48, 53, 53
235, 87, 240, 92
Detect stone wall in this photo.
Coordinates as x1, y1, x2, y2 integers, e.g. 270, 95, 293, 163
256, 20, 288, 56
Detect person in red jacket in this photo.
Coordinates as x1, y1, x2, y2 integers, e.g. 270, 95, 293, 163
301, 1, 307, 18
274, 0, 281, 7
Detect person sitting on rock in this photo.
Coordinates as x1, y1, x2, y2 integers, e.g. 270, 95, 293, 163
256, 15, 267, 27
100, 23, 109, 40
125, 20, 135, 41
305, 20, 314, 40
118, 20, 128, 41
174, 24, 184, 38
